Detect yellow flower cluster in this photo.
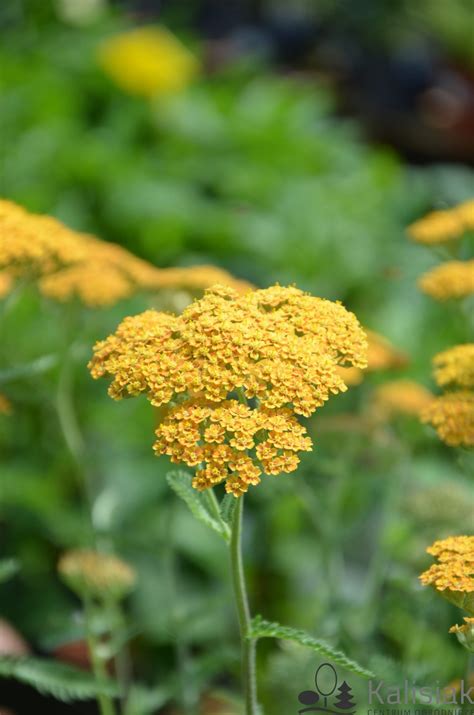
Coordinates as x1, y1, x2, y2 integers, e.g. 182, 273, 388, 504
98, 26, 198, 98
419, 536, 474, 614
90, 284, 368, 495
0, 200, 249, 306
421, 391, 474, 447
373, 379, 433, 418
155, 399, 312, 495
0, 393, 12, 415
58, 549, 136, 600
418, 260, 474, 301
408, 199, 474, 244
433, 344, 474, 389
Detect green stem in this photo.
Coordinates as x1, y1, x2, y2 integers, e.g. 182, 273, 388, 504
204, 488, 231, 541
230, 496, 259, 715
84, 598, 117, 715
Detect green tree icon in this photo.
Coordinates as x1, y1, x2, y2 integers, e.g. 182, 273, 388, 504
334, 681, 356, 710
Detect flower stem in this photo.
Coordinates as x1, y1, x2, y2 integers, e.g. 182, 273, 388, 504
230, 495, 259, 715
84, 598, 117, 715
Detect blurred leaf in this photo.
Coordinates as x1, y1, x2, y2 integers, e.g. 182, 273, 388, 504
249, 616, 374, 679
0, 558, 19, 584
0, 655, 119, 702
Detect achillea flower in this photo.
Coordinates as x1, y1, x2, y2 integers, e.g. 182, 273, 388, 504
0, 394, 12, 415
408, 199, 474, 244
433, 344, 474, 389
58, 549, 136, 600
418, 260, 474, 301
373, 379, 433, 418
98, 26, 198, 98
421, 391, 474, 447
419, 535, 474, 614
90, 284, 367, 495
0, 200, 248, 306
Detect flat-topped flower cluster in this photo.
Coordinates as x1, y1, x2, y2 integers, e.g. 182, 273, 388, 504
90, 284, 368, 495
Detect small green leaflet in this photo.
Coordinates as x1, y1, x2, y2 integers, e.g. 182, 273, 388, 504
166, 471, 228, 540
249, 615, 374, 679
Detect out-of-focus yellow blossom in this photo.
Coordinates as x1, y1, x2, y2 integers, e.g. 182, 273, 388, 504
418, 260, 474, 300
455, 199, 474, 229
433, 344, 474, 389
373, 379, 434, 418
98, 26, 198, 98
153, 265, 253, 296
58, 549, 136, 601
421, 391, 474, 447
408, 199, 474, 244
420, 535, 474, 614
90, 284, 367, 495
336, 329, 407, 386
0, 394, 12, 415
0, 270, 13, 298
0, 200, 249, 306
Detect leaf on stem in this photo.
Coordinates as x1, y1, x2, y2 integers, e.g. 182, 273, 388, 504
166, 471, 227, 539
248, 615, 374, 679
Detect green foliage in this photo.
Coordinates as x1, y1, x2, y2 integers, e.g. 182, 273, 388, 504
0, 655, 119, 702
0, 558, 19, 584
249, 616, 374, 679
166, 471, 229, 541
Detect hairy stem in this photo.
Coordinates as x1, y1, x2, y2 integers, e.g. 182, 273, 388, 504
230, 495, 259, 715
84, 598, 117, 715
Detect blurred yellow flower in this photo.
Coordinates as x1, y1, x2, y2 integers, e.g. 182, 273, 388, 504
0, 199, 249, 306
432, 344, 474, 390
418, 260, 474, 300
420, 535, 474, 614
421, 390, 474, 447
0, 270, 13, 298
336, 329, 407, 386
98, 26, 198, 98
0, 394, 12, 415
90, 284, 367, 495
58, 549, 136, 600
408, 199, 474, 244
373, 379, 433, 418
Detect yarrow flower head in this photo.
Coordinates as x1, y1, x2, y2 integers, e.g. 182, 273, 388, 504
98, 26, 198, 98
421, 391, 474, 447
419, 535, 474, 615
373, 379, 433, 418
432, 344, 474, 390
0, 200, 249, 306
58, 549, 136, 601
408, 199, 474, 245
418, 260, 474, 301
89, 284, 368, 496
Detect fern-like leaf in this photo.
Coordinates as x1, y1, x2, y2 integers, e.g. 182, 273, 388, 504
0, 655, 119, 702
166, 471, 226, 539
248, 616, 374, 679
